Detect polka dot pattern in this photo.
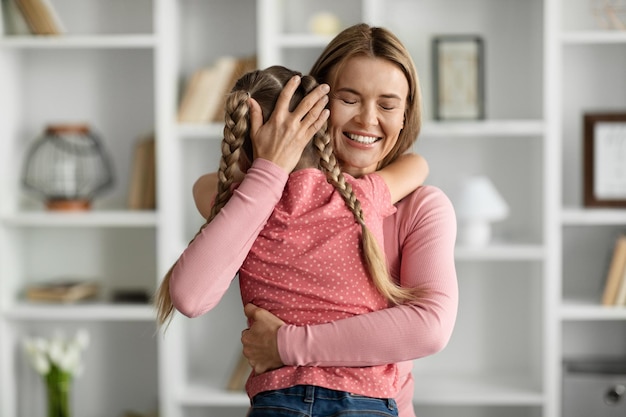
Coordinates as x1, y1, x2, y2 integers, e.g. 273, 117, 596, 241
240, 169, 399, 399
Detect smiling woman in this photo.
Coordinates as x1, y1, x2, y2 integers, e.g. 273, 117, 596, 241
157, 62, 429, 416
186, 23, 457, 417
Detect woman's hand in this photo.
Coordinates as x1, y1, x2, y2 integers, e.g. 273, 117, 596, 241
249, 76, 330, 173
241, 303, 286, 374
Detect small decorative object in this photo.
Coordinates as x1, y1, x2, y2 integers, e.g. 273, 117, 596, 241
583, 112, 626, 207
455, 175, 509, 246
432, 35, 485, 120
23, 329, 90, 417
308, 11, 341, 36
591, 0, 626, 30
22, 124, 114, 211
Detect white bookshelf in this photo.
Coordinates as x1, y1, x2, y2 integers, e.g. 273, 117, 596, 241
1, 0, 624, 416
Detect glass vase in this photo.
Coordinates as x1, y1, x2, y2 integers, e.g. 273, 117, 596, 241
45, 367, 71, 417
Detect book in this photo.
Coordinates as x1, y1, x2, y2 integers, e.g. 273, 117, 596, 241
14, 0, 66, 35
127, 135, 156, 210
225, 352, 251, 391
210, 55, 257, 122
202, 56, 240, 123
25, 280, 100, 303
177, 68, 216, 123
177, 55, 257, 124
613, 250, 626, 306
601, 234, 626, 306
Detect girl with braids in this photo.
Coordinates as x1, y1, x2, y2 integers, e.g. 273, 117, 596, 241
191, 24, 458, 417
156, 65, 428, 416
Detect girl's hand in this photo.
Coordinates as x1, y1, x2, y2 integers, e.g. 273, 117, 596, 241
248, 76, 330, 173
241, 303, 285, 374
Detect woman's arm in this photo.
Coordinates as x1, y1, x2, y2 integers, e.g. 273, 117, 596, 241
170, 159, 288, 317
243, 186, 458, 370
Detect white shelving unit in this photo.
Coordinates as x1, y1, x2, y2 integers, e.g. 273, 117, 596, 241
549, 1, 626, 416
0, 0, 160, 416
1, 1, 624, 416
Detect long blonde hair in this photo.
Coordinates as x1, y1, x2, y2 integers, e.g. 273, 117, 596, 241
155, 66, 415, 327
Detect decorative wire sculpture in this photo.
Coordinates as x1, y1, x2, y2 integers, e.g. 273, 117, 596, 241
591, 0, 626, 30
22, 124, 114, 210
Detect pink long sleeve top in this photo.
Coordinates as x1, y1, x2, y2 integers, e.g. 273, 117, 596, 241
169, 158, 458, 417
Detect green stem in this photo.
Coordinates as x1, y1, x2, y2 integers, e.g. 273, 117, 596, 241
45, 366, 71, 417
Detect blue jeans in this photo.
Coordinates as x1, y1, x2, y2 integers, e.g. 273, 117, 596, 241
248, 385, 398, 417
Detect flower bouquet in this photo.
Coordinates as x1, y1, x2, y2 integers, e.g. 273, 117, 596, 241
23, 329, 90, 417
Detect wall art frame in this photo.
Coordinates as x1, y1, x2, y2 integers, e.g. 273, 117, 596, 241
583, 112, 626, 207
432, 35, 485, 120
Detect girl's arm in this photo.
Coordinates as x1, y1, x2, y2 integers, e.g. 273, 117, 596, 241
375, 153, 429, 203
193, 172, 218, 220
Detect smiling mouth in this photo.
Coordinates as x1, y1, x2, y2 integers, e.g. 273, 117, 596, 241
345, 132, 381, 145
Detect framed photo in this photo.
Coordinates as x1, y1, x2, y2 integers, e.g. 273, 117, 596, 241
584, 113, 626, 207
432, 35, 485, 120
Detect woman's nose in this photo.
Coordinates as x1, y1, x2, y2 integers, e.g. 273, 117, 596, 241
355, 103, 378, 127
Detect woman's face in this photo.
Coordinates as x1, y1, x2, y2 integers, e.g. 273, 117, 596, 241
328, 55, 409, 177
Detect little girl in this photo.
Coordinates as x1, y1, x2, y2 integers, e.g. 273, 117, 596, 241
156, 66, 428, 416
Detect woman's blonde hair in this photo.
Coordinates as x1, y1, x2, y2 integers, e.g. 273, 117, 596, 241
310, 23, 422, 170
155, 65, 415, 327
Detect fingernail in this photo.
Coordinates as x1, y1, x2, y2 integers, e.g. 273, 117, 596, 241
321, 84, 330, 92
292, 75, 301, 84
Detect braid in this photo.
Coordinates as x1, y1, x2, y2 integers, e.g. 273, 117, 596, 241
155, 89, 252, 328
211, 90, 251, 220
313, 127, 416, 305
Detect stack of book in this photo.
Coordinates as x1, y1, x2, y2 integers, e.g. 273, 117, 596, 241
178, 55, 257, 124
601, 234, 626, 306
25, 280, 100, 303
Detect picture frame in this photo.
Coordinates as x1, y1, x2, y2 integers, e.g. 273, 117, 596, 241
432, 35, 485, 120
583, 112, 626, 207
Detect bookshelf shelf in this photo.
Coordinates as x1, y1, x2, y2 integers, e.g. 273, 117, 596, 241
1, 210, 158, 228
561, 208, 626, 225
421, 120, 545, 138
5, 302, 155, 321
560, 31, 626, 44
455, 243, 546, 261
560, 300, 626, 321
412, 373, 543, 406
0, 34, 157, 48
177, 384, 248, 407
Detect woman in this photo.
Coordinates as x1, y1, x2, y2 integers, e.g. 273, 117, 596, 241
159, 64, 428, 415
192, 24, 458, 417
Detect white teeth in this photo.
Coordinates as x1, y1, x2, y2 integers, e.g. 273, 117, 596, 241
347, 133, 379, 144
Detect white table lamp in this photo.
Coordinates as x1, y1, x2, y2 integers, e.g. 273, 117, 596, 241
455, 175, 509, 246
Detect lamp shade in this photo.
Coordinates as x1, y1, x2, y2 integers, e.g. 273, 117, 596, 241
455, 175, 509, 246
22, 124, 114, 210
455, 175, 509, 221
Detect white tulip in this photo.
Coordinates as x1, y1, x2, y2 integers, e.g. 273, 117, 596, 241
47, 338, 65, 365
23, 329, 89, 378
30, 351, 51, 375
